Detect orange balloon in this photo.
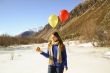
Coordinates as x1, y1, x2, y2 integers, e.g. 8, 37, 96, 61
59, 9, 70, 23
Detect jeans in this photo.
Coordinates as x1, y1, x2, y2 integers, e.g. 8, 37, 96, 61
48, 66, 64, 73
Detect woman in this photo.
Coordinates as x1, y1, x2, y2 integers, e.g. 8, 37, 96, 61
36, 32, 68, 73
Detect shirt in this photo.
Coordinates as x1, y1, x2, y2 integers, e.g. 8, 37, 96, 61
40, 44, 68, 68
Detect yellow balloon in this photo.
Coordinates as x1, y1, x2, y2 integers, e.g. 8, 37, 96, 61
48, 14, 58, 28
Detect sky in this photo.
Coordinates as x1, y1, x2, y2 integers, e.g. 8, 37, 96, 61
0, 0, 82, 36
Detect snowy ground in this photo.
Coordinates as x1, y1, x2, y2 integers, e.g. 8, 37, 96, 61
0, 41, 110, 73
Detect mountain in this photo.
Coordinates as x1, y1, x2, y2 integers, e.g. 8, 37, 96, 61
19, 26, 44, 38
35, 0, 110, 46
19, 30, 36, 38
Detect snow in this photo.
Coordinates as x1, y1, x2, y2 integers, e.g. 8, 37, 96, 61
64, 41, 94, 47
77, 42, 94, 47
0, 41, 110, 73
105, 51, 110, 56
104, 51, 110, 59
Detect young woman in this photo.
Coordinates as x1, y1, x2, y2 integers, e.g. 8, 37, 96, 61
36, 32, 68, 73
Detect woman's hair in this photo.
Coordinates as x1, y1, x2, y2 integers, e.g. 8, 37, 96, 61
48, 32, 65, 51
52, 32, 63, 44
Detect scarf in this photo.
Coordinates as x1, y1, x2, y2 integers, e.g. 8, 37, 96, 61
48, 41, 62, 65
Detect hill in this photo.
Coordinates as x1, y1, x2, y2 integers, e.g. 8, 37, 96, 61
35, 0, 110, 46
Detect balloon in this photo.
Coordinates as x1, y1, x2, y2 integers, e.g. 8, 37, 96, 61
48, 14, 58, 28
59, 9, 70, 23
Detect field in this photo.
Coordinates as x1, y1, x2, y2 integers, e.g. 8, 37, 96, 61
0, 41, 110, 73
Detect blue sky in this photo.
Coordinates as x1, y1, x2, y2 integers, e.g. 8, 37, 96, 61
0, 0, 82, 36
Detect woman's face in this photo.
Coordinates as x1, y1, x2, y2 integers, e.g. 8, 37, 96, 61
51, 34, 58, 42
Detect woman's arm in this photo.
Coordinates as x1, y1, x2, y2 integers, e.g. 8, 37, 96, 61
36, 47, 49, 58
40, 50, 49, 58
62, 47, 68, 69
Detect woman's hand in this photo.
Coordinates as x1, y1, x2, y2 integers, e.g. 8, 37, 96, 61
36, 47, 42, 53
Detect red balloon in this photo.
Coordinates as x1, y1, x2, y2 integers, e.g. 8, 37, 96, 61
59, 9, 70, 23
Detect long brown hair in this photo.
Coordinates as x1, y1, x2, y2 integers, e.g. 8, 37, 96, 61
48, 32, 65, 51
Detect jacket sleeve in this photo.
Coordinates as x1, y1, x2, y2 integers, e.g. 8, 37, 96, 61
40, 50, 49, 58
62, 47, 68, 68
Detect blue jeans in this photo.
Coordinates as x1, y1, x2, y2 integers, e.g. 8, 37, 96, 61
48, 66, 64, 73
